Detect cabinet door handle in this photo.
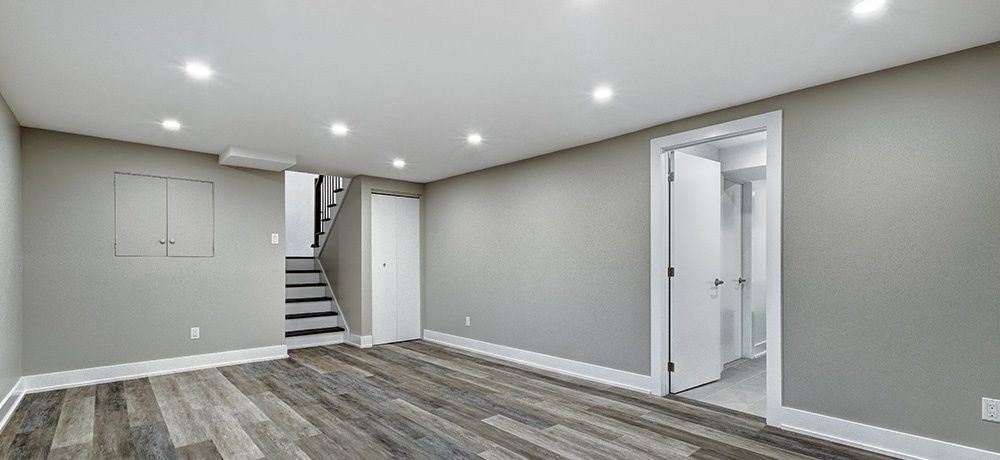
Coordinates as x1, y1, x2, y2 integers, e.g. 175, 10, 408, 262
169, 239, 176, 244
159, 239, 166, 245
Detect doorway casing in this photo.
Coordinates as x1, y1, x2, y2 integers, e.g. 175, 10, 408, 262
649, 110, 782, 423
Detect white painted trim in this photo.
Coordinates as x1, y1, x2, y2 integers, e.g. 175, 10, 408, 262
423, 330, 651, 393
649, 111, 783, 424
286, 332, 344, 350
778, 407, 1000, 460
345, 333, 373, 348
0, 378, 25, 433
20, 345, 287, 393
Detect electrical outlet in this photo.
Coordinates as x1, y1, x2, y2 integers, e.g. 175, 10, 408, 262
984, 398, 1000, 423
190, 327, 200, 340
465, 316, 471, 327
271, 233, 280, 245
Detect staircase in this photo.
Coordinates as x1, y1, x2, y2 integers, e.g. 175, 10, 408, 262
285, 256, 344, 349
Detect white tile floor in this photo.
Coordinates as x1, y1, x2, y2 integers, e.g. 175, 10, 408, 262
677, 356, 767, 417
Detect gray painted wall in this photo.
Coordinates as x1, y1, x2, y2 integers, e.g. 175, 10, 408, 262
21, 129, 286, 374
424, 42, 1000, 451
319, 176, 422, 337
0, 93, 21, 400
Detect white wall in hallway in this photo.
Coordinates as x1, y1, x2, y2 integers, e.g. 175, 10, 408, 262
750, 180, 767, 354
284, 171, 317, 256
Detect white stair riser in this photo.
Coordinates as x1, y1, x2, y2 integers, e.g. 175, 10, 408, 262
286, 272, 321, 284
285, 300, 332, 315
287, 331, 344, 350
285, 259, 316, 270
286, 315, 339, 331
285, 285, 326, 298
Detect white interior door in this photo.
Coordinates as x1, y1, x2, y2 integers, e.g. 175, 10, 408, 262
670, 151, 722, 393
372, 194, 398, 345
371, 193, 421, 345
720, 180, 743, 364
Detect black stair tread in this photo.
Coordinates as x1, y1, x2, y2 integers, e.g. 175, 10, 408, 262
286, 269, 320, 273
285, 327, 344, 338
286, 282, 326, 287
327, 204, 338, 208
315, 231, 326, 235
285, 311, 339, 320
310, 244, 320, 248
321, 218, 331, 222
286, 296, 333, 303
285, 256, 314, 260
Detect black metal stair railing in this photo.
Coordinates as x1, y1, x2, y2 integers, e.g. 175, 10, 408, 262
312, 175, 345, 248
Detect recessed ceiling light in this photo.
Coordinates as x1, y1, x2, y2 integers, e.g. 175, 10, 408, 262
330, 123, 349, 136
466, 133, 483, 145
184, 62, 213, 80
852, 0, 887, 16
161, 119, 181, 131
392, 159, 406, 169
592, 85, 614, 102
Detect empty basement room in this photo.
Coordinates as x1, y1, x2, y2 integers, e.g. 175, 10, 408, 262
1, 2, 999, 459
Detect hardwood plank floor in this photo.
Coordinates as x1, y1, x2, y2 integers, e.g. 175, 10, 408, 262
0, 341, 893, 459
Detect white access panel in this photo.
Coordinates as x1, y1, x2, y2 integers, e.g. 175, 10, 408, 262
371, 193, 421, 345
670, 151, 722, 393
166, 178, 214, 257
115, 173, 167, 257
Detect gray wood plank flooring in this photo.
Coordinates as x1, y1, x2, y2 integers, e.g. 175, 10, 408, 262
0, 341, 893, 459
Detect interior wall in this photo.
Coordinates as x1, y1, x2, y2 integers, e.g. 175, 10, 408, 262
284, 171, 317, 257
21, 129, 286, 374
319, 179, 362, 334
0, 92, 21, 400
318, 175, 423, 337
423, 42, 1000, 451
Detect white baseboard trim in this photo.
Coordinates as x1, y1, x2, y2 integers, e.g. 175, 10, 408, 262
21, 345, 288, 394
777, 407, 1000, 460
345, 333, 372, 348
287, 332, 344, 350
0, 378, 25, 433
422, 330, 651, 393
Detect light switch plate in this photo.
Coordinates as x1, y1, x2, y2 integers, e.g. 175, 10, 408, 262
271, 233, 279, 245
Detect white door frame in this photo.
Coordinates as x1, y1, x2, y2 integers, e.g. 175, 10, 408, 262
649, 110, 782, 424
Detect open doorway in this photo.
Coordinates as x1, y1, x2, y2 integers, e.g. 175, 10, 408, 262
649, 111, 782, 422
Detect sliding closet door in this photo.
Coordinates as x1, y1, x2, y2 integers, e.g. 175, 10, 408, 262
372, 194, 398, 345
371, 193, 421, 345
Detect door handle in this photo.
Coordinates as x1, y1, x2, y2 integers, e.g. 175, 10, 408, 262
714, 278, 724, 286
738, 277, 747, 284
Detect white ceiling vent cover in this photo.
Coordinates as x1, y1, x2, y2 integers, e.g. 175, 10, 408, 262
219, 146, 297, 171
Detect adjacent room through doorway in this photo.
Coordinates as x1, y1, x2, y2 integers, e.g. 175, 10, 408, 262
670, 131, 769, 416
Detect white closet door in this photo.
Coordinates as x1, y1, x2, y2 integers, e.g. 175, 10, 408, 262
371, 194, 398, 345
394, 196, 421, 341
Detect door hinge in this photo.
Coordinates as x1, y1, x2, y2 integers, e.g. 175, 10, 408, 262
667, 362, 675, 372
667, 171, 675, 182
667, 266, 675, 278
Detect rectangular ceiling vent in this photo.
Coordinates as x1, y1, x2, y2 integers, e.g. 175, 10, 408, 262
219, 146, 296, 171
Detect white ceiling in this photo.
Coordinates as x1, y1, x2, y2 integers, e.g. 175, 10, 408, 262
1, 1, 998, 183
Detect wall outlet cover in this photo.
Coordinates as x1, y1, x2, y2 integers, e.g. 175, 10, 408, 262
984, 398, 1000, 423
465, 316, 471, 327
271, 233, 280, 245
191, 327, 201, 340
